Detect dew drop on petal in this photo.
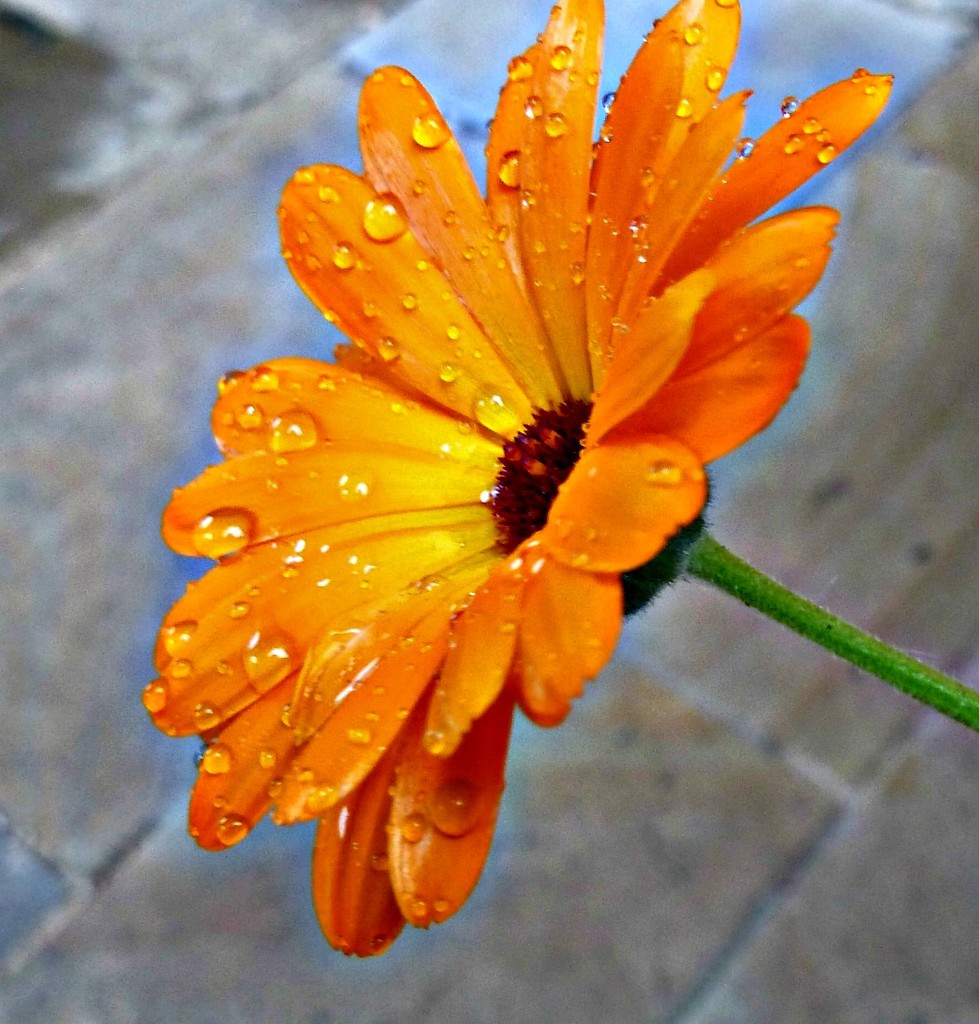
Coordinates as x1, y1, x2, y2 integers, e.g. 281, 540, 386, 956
201, 743, 233, 775
430, 778, 480, 837
258, 749, 277, 770
507, 54, 533, 82
816, 144, 837, 165
524, 94, 543, 119
218, 370, 244, 396
234, 403, 263, 430
544, 112, 568, 138
735, 137, 756, 160
269, 410, 319, 453
378, 337, 401, 363
412, 112, 450, 149
163, 620, 198, 657
675, 97, 693, 119
683, 23, 704, 45
780, 95, 800, 118
400, 813, 427, 843
497, 150, 520, 188
783, 134, 803, 156
439, 362, 460, 384
250, 366, 279, 393
318, 185, 339, 204
243, 629, 294, 693
570, 261, 585, 285
549, 45, 572, 71
142, 679, 169, 714
216, 814, 249, 847
802, 116, 822, 135
346, 727, 372, 746
193, 507, 256, 559
474, 392, 520, 435
362, 194, 409, 243
193, 702, 221, 730
401, 292, 418, 311
601, 91, 615, 112
332, 243, 356, 270
705, 66, 724, 92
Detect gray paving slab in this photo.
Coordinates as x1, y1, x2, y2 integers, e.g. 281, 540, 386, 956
0, 670, 836, 1024
683, 658, 979, 1024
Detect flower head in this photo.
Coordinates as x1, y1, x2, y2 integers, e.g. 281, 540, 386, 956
148, 0, 890, 956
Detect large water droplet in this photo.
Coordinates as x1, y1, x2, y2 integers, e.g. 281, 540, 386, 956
142, 679, 169, 714
497, 150, 520, 189
243, 629, 293, 693
683, 23, 704, 45
430, 778, 480, 837
193, 507, 256, 559
601, 91, 615, 113
549, 45, 572, 71
163, 620, 198, 657
269, 410, 319, 453
250, 366, 279, 393
780, 95, 800, 118
544, 112, 568, 139
216, 814, 249, 847
400, 812, 427, 843
507, 55, 533, 82
332, 243, 356, 271
524, 94, 543, 119
474, 392, 520, 435
816, 144, 837, 165
412, 111, 450, 149
675, 97, 693, 119
705, 66, 724, 93
201, 743, 233, 775
362, 194, 409, 243
378, 337, 401, 363
735, 137, 756, 160
193, 702, 221, 730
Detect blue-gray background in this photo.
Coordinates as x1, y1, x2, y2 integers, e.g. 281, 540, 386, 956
1, 0, 977, 1021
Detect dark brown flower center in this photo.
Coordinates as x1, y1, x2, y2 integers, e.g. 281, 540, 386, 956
489, 399, 593, 553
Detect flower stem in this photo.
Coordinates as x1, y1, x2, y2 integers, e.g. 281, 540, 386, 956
685, 533, 979, 733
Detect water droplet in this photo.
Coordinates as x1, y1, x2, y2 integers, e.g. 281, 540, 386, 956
570, 261, 585, 285
474, 392, 520, 435
234, 403, 263, 430
683, 23, 704, 45
378, 337, 400, 363
401, 292, 418, 311
218, 370, 243, 396
201, 743, 233, 775
317, 185, 339, 204
497, 150, 520, 189
439, 362, 460, 384
193, 507, 256, 559
544, 112, 568, 138
229, 601, 251, 620
780, 95, 800, 118
216, 814, 249, 847
507, 55, 533, 82
851, 67, 870, 81
408, 897, 428, 921
816, 144, 837, 165
705, 66, 724, 92
250, 366, 279, 393
170, 658, 192, 679
802, 116, 821, 135
412, 112, 450, 149
430, 778, 480, 837
332, 243, 356, 270
735, 137, 756, 160
675, 97, 693, 119
346, 727, 372, 746
193, 702, 221, 730
305, 786, 335, 814
400, 813, 427, 843
163, 620, 197, 657
269, 410, 319, 453
524, 94, 543, 119
258, 749, 277, 770
601, 91, 615, 113
549, 45, 572, 71
783, 134, 803, 156
243, 629, 293, 693
362, 194, 409, 243
142, 679, 169, 714
646, 459, 683, 485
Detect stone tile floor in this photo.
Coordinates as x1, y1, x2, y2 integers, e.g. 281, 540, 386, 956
0, 0, 977, 1021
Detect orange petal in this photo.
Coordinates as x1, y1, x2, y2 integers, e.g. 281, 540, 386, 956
280, 164, 532, 432
613, 91, 748, 329
424, 559, 526, 757
662, 71, 893, 284
539, 438, 707, 572
187, 676, 296, 850
587, 0, 740, 360
517, 0, 604, 397
150, 510, 496, 736
272, 562, 492, 824
388, 690, 515, 928
212, 358, 500, 469
162, 442, 496, 557
677, 207, 836, 378
486, 42, 542, 293
358, 68, 562, 407
619, 314, 810, 463
517, 551, 621, 725
587, 269, 714, 443
311, 743, 405, 957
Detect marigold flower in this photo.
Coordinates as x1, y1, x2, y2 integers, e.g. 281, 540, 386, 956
147, 0, 891, 956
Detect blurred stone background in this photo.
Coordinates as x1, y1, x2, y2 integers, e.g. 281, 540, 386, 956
0, 0, 977, 1020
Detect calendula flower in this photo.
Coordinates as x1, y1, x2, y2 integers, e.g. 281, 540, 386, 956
147, 0, 891, 956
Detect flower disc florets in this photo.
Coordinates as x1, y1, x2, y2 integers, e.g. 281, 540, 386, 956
489, 399, 592, 553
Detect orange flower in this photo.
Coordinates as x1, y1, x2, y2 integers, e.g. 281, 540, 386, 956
147, 0, 890, 956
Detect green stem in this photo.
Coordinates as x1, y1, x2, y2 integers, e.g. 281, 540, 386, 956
685, 533, 979, 734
